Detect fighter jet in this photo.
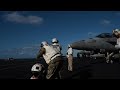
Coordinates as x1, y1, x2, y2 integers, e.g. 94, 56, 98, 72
71, 33, 120, 61
77, 50, 93, 58
71, 33, 117, 52
90, 53, 105, 59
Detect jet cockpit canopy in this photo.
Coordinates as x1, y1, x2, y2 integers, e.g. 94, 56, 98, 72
96, 33, 113, 38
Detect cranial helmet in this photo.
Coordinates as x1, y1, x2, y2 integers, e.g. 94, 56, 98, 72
31, 63, 44, 72
52, 38, 59, 43
114, 29, 119, 32
41, 41, 48, 47
68, 44, 71, 48
113, 29, 120, 33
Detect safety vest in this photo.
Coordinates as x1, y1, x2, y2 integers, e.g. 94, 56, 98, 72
43, 45, 61, 64
67, 48, 73, 55
117, 38, 120, 45
52, 43, 61, 53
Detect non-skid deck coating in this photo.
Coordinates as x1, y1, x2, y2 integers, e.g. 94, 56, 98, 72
0, 57, 120, 79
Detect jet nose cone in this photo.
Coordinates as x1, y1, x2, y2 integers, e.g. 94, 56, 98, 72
71, 40, 85, 50
70, 42, 77, 49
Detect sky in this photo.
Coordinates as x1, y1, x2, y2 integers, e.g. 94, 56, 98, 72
0, 11, 120, 59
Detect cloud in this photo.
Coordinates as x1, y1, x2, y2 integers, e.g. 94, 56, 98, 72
115, 12, 120, 16
18, 46, 40, 56
0, 45, 40, 58
4, 12, 43, 24
101, 19, 111, 25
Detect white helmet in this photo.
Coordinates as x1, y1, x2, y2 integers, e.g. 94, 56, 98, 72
31, 63, 44, 72
114, 29, 119, 32
41, 41, 48, 47
113, 29, 120, 33
68, 44, 71, 48
52, 38, 58, 43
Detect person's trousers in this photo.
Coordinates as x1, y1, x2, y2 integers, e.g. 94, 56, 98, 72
67, 55, 73, 71
46, 56, 63, 79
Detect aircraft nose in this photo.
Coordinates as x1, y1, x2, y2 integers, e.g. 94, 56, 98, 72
71, 40, 85, 49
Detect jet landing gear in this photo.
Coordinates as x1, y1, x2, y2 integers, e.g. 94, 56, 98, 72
106, 59, 113, 64
106, 52, 114, 64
